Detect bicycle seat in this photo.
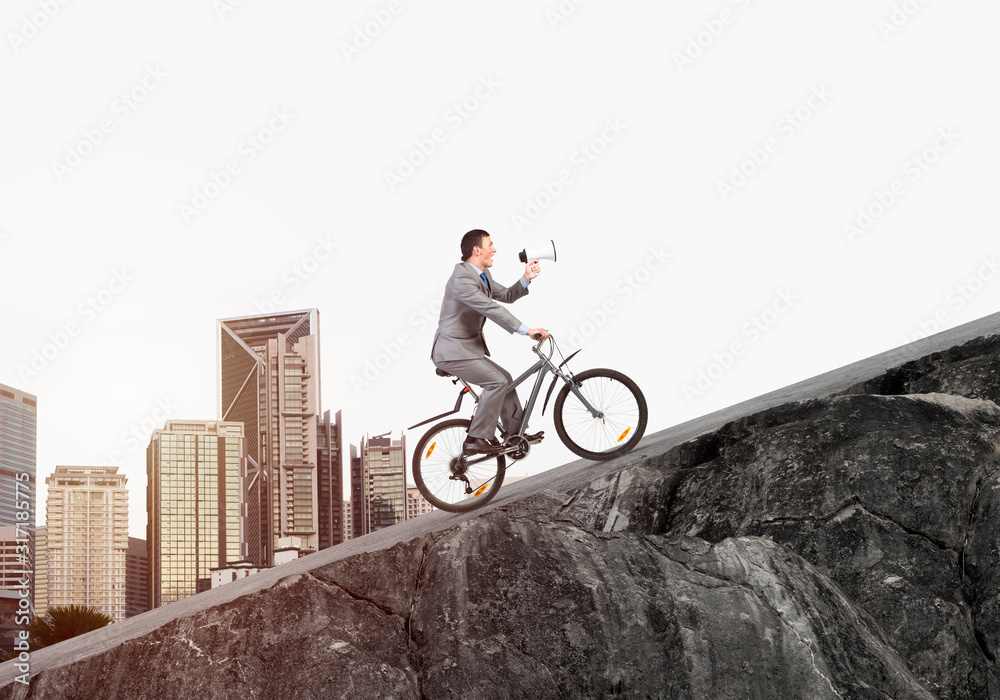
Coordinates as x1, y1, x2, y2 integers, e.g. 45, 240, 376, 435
435, 368, 453, 378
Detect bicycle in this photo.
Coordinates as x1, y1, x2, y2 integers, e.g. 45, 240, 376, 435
408, 334, 648, 513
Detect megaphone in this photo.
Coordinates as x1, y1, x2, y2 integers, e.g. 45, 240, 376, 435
519, 240, 557, 264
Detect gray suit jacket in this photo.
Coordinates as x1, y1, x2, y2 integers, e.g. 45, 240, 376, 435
431, 262, 529, 362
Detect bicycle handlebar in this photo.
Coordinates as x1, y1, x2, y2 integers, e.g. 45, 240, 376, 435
532, 333, 554, 358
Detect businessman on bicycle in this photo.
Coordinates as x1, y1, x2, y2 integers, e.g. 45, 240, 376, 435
431, 229, 549, 457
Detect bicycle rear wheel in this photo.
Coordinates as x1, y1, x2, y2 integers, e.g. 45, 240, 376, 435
412, 418, 506, 512
553, 368, 647, 461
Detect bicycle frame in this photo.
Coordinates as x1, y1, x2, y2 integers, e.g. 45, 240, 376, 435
408, 337, 602, 434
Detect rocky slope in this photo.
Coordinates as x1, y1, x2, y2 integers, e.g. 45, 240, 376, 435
6, 333, 1000, 698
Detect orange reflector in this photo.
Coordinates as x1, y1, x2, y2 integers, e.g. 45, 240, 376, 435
425, 442, 436, 459
617, 427, 631, 443
473, 484, 489, 498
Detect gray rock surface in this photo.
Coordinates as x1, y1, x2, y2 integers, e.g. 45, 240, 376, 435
6, 325, 1000, 698
567, 391, 1000, 698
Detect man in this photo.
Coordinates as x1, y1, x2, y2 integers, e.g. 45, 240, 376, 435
431, 229, 549, 456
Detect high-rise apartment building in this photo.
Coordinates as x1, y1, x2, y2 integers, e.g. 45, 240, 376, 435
406, 487, 434, 521
218, 310, 323, 565
343, 500, 353, 542
350, 435, 407, 538
0, 384, 37, 531
146, 420, 244, 608
45, 466, 129, 622
33, 526, 47, 618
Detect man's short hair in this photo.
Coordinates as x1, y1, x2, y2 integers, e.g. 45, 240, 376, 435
460, 229, 489, 261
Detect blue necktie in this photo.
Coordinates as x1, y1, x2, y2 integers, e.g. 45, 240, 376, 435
480, 272, 491, 294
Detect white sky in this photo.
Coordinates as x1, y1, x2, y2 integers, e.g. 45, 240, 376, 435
2, 0, 998, 538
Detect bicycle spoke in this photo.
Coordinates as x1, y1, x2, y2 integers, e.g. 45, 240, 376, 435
554, 369, 647, 461
413, 419, 505, 512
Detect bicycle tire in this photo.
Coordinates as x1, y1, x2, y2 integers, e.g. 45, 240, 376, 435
412, 418, 506, 512
553, 368, 647, 461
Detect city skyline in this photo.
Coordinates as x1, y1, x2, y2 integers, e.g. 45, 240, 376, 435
9, 306, 378, 540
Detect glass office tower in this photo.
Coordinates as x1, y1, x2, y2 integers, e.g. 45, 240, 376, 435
0, 384, 37, 530
146, 421, 244, 607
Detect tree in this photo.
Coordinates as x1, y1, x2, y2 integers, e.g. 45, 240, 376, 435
26, 605, 112, 650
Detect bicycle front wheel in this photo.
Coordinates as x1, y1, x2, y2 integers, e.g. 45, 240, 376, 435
554, 368, 647, 461
412, 419, 506, 513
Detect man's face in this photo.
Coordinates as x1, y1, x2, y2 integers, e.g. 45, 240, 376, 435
476, 236, 496, 267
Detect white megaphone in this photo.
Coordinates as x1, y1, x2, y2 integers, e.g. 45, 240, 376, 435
518, 240, 557, 265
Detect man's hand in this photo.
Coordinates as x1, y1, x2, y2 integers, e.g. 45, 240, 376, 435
524, 259, 541, 281
528, 328, 549, 340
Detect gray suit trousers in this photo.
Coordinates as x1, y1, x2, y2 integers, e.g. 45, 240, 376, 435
434, 357, 523, 439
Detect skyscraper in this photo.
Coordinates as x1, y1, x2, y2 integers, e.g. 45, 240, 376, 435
349, 446, 362, 538
146, 420, 244, 608
0, 384, 37, 531
350, 434, 408, 538
406, 487, 435, 520
316, 409, 344, 550
33, 526, 47, 618
218, 309, 322, 565
126, 537, 149, 617
0, 526, 31, 654
44, 466, 129, 622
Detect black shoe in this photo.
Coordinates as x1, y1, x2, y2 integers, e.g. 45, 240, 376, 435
463, 436, 501, 456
